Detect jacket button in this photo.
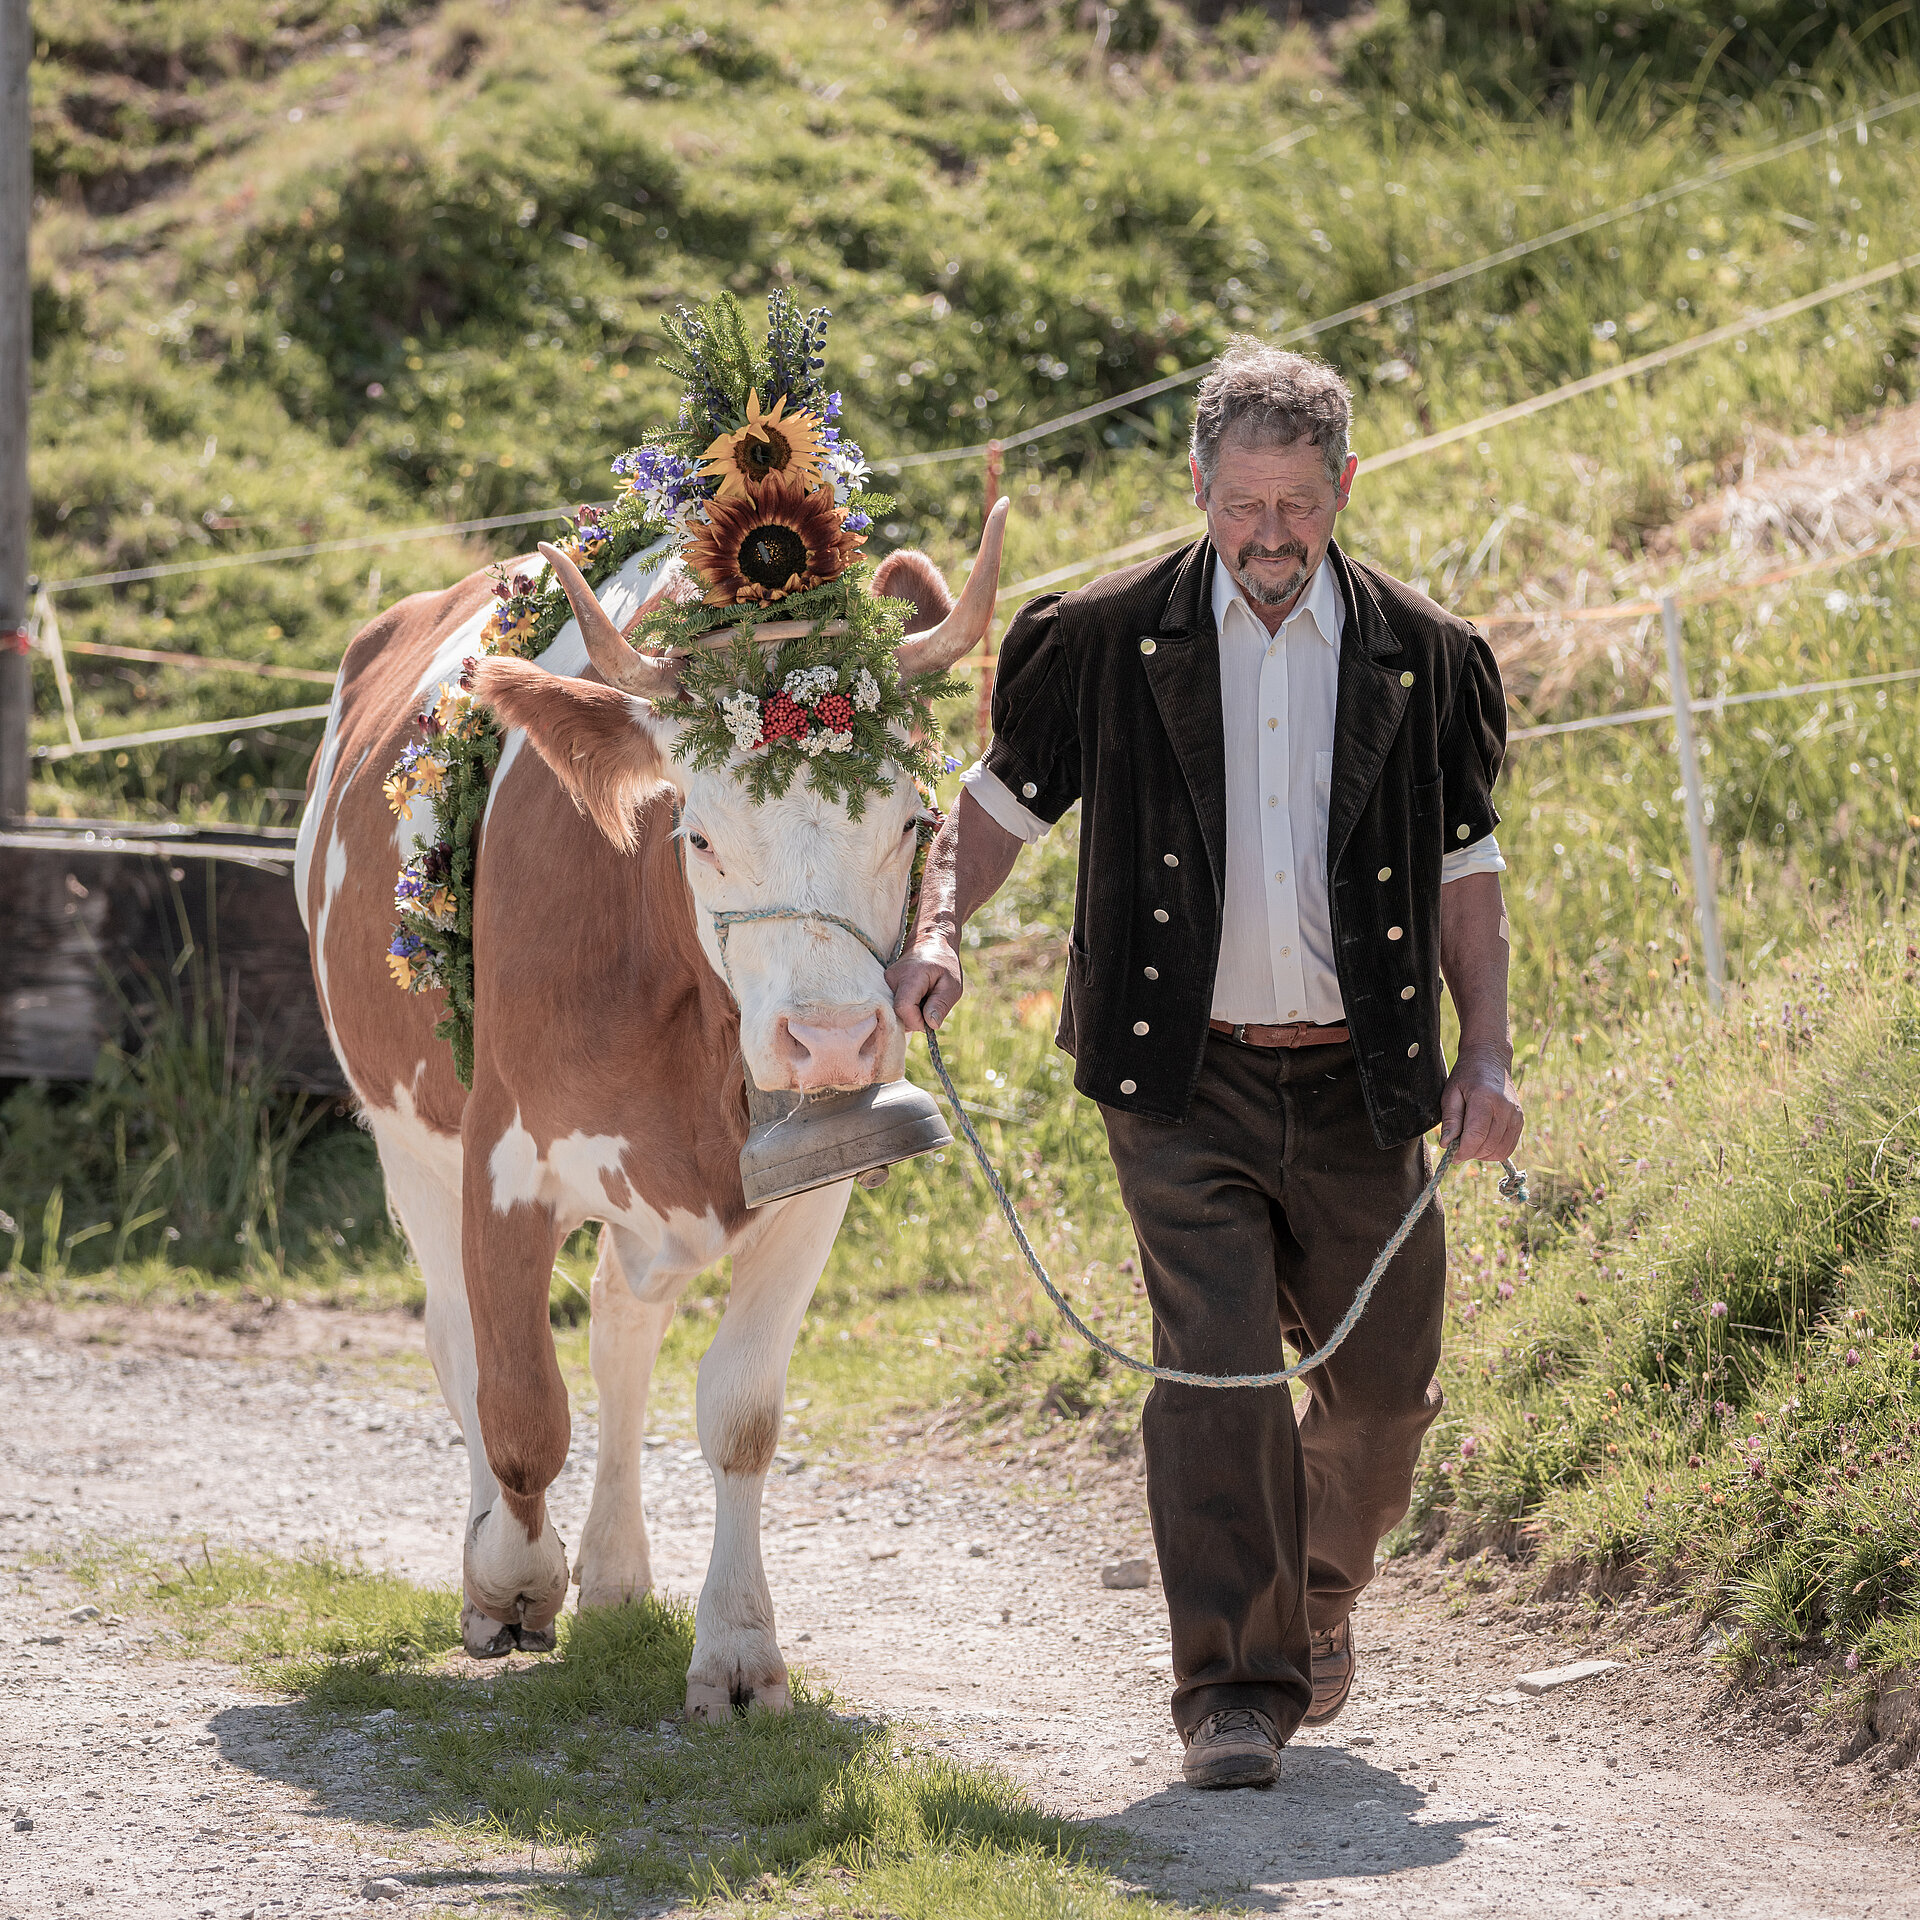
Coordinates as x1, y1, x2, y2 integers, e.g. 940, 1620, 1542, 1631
1377, 866, 1392, 882
1140, 639, 1157, 655
1143, 966, 1159, 980
1407, 1042, 1420, 1058
1163, 853, 1179, 867
1133, 1020, 1150, 1035
1457, 823, 1472, 840
1022, 781, 1038, 798
1401, 984, 1416, 1000
1119, 1079, 1137, 1094
1153, 908, 1169, 922
1387, 925, 1404, 941
1400, 671, 1415, 688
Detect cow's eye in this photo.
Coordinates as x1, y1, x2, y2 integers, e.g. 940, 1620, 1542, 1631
687, 831, 711, 852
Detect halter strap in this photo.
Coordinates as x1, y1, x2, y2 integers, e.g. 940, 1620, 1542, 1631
701, 808, 937, 1000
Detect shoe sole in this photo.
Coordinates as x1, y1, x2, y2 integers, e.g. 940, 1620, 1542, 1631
1302, 1672, 1353, 1728
1183, 1753, 1280, 1790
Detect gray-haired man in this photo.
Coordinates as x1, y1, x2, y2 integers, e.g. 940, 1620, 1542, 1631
889, 341, 1522, 1789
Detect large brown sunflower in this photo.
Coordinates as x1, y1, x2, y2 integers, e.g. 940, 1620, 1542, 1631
684, 473, 865, 607
697, 391, 826, 501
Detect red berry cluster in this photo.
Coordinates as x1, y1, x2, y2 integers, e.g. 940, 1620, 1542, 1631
814, 692, 854, 732
759, 690, 812, 744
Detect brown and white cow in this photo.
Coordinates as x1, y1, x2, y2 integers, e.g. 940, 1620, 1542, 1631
294, 504, 1005, 1714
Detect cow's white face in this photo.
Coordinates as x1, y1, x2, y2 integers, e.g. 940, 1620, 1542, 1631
667, 735, 923, 1092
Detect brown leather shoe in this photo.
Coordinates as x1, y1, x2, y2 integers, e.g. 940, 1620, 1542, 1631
1180, 1707, 1282, 1789
1304, 1616, 1355, 1726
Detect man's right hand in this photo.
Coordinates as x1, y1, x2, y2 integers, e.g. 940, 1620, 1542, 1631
887, 939, 965, 1035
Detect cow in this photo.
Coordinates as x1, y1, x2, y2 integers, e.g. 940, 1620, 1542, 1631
293, 501, 1006, 1715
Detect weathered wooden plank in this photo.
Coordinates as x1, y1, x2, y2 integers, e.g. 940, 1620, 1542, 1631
0, 820, 344, 1094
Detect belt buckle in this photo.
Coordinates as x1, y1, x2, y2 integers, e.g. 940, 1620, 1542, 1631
1231, 1023, 1248, 1045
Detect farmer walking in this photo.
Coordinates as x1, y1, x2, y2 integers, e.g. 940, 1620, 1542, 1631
888, 340, 1524, 1790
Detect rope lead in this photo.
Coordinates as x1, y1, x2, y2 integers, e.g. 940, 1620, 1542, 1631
921, 1028, 1526, 1390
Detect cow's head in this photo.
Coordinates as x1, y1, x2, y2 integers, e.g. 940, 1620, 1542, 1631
473, 501, 1006, 1095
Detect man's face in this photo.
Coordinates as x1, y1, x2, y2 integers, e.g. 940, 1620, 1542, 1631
1191, 431, 1357, 614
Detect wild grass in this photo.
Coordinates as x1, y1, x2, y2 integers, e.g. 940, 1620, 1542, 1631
1425, 918, 1920, 1674
63, 1541, 1163, 1915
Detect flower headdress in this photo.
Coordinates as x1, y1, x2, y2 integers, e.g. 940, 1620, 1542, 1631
380, 291, 961, 1080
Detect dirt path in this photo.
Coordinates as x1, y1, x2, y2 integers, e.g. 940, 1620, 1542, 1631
3, 1302, 1917, 1918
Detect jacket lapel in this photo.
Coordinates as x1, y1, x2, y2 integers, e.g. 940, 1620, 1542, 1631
1326, 541, 1410, 871
1139, 539, 1228, 892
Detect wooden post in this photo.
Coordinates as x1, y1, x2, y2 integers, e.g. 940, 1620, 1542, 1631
0, 0, 30, 820
1660, 593, 1725, 1011
974, 441, 1003, 748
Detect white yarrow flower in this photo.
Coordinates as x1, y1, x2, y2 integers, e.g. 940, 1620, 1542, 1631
783, 664, 839, 705
823, 729, 854, 753
851, 668, 882, 712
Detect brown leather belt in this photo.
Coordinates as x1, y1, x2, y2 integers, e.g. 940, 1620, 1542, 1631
1209, 1018, 1351, 1050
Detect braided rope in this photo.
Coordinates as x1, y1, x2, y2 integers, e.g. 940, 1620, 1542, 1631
923, 1027, 1525, 1389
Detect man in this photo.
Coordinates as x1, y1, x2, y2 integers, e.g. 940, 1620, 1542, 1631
887, 341, 1524, 1790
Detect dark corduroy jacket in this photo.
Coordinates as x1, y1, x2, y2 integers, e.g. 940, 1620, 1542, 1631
980, 536, 1507, 1148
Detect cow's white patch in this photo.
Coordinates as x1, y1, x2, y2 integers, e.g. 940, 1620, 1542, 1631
294, 684, 351, 929
488, 1109, 544, 1213
312, 814, 354, 1041
547, 1129, 631, 1203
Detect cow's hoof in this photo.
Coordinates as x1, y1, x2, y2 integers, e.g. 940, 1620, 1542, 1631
461, 1601, 519, 1660
463, 1505, 570, 1636
515, 1619, 559, 1655
684, 1669, 792, 1720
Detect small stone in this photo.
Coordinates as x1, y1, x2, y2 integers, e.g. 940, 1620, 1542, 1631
33, 1633, 62, 1646
361, 1877, 406, 1901
1515, 1658, 1621, 1696
12, 1815, 32, 1832
1101, 1558, 1151, 1590
966, 1541, 989, 1558
68, 1604, 99, 1622
868, 1544, 902, 1562
1129, 1750, 1147, 1764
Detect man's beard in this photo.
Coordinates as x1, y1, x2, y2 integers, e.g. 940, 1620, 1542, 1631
1230, 541, 1309, 608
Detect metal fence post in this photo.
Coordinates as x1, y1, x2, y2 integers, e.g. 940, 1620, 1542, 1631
1660, 592, 1725, 1010
0, 0, 31, 821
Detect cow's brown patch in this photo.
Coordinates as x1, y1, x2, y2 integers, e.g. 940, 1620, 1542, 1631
470, 656, 666, 853
714, 1402, 781, 1479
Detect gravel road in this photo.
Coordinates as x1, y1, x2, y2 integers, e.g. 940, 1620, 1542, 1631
2, 1299, 1916, 1919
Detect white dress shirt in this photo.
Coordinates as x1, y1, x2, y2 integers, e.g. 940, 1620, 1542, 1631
964, 552, 1505, 1025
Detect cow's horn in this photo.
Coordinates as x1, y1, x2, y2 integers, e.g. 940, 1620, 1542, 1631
893, 497, 1010, 678
536, 542, 682, 702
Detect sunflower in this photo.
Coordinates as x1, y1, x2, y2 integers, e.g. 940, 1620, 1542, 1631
698, 390, 826, 500
683, 473, 865, 607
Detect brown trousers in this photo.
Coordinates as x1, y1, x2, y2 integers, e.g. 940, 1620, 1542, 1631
1100, 1032, 1446, 1741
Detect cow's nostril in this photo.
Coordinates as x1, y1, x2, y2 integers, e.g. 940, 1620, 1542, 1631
783, 1012, 883, 1089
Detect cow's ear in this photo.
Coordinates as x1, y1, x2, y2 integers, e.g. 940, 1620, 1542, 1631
471, 657, 666, 853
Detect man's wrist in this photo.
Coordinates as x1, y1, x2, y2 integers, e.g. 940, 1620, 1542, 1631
1453, 1035, 1514, 1072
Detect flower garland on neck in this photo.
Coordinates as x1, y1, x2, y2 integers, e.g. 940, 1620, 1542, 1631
379, 291, 954, 1085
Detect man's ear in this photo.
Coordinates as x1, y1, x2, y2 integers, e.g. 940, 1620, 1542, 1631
470, 657, 667, 853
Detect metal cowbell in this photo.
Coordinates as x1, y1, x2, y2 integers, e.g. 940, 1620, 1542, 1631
738, 1071, 952, 1209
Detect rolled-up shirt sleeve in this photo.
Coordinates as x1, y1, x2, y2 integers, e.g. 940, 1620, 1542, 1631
961, 759, 1053, 842
979, 593, 1082, 827
1442, 834, 1506, 881
1439, 631, 1506, 860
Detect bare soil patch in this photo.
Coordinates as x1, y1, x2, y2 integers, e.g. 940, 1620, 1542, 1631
4, 1302, 1918, 1918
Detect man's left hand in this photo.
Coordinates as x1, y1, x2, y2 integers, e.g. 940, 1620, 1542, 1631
1440, 1047, 1523, 1163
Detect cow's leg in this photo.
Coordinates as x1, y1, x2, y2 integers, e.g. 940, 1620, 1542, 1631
367, 1116, 533, 1659
686, 1179, 850, 1720
460, 1133, 573, 1653
574, 1225, 680, 1610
